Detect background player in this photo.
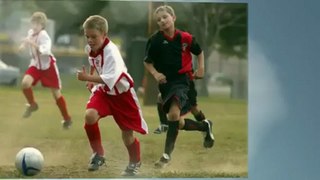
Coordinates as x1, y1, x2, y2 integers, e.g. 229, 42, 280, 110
19, 11, 72, 129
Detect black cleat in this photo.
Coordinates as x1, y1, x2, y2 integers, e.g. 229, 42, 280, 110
154, 153, 170, 169
121, 161, 141, 176
61, 120, 72, 129
22, 103, 39, 118
88, 153, 106, 171
203, 119, 215, 148
153, 124, 168, 134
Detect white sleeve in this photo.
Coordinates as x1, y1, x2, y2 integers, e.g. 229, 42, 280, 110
100, 49, 123, 90
38, 31, 52, 55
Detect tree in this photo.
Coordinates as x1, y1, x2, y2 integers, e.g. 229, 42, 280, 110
142, 1, 164, 105
35, 1, 109, 40
171, 3, 248, 96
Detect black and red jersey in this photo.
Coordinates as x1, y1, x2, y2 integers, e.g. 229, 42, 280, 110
144, 29, 202, 81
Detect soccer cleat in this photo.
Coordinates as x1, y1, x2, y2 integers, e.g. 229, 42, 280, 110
22, 103, 39, 118
203, 119, 215, 148
153, 124, 168, 134
61, 120, 72, 129
121, 161, 141, 176
88, 153, 106, 171
154, 153, 170, 169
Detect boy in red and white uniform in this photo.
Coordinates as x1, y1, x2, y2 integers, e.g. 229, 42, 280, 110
77, 15, 148, 176
19, 11, 72, 129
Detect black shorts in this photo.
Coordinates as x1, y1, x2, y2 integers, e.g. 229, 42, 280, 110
187, 80, 197, 106
159, 75, 191, 115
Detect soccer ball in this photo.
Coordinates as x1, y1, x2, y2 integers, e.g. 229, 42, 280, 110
15, 147, 44, 176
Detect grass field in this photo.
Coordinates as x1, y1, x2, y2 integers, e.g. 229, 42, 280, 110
0, 75, 247, 178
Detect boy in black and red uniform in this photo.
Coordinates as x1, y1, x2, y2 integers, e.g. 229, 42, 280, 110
144, 5, 215, 168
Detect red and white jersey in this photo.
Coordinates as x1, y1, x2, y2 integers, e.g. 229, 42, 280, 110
27, 29, 55, 70
85, 38, 134, 95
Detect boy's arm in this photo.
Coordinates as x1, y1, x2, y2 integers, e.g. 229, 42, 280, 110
77, 66, 104, 84
144, 62, 167, 84
21, 38, 39, 50
194, 51, 205, 79
144, 62, 158, 77
85, 66, 96, 92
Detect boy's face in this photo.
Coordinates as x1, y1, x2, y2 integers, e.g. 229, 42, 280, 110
84, 28, 106, 52
31, 22, 42, 34
155, 10, 176, 31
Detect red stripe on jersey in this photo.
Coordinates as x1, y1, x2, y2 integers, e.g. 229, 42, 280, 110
31, 35, 42, 69
101, 50, 104, 68
114, 86, 120, 95
36, 51, 42, 69
91, 58, 96, 71
178, 30, 193, 75
114, 73, 134, 88
102, 73, 134, 93
89, 38, 110, 57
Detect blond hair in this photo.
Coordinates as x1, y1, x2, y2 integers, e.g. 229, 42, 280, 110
154, 5, 175, 18
31, 11, 47, 29
83, 15, 108, 35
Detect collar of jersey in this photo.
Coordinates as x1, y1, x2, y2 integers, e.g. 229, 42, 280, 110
32, 30, 42, 37
161, 29, 179, 41
89, 38, 110, 57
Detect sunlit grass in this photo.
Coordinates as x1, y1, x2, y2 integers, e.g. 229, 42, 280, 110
0, 75, 247, 178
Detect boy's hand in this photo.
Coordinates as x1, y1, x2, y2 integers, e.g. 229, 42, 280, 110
18, 44, 26, 52
153, 72, 167, 84
77, 66, 88, 81
193, 67, 204, 79
86, 82, 94, 92
22, 38, 38, 49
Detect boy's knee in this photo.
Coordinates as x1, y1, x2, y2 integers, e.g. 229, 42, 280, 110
21, 75, 33, 89
121, 130, 134, 145
51, 89, 61, 100
21, 81, 31, 89
167, 113, 180, 121
85, 109, 99, 124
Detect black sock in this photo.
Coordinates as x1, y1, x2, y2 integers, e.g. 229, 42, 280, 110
182, 118, 207, 131
164, 121, 179, 156
193, 111, 206, 121
157, 103, 168, 125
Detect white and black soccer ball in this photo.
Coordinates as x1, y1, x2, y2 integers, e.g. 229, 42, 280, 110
15, 147, 44, 176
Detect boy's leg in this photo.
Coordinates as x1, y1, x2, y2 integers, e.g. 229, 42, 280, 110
191, 108, 206, 121
154, 93, 169, 134
155, 101, 180, 168
21, 74, 38, 118
182, 118, 215, 148
51, 89, 72, 129
122, 130, 141, 176
188, 81, 206, 122
188, 82, 214, 147
84, 109, 105, 171
154, 103, 169, 134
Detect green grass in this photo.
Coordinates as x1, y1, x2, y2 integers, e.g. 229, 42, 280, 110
0, 75, 247, 178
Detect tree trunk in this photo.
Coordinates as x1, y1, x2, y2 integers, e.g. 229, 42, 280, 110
197, 5, 209, 96
142, 2, 163, 105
